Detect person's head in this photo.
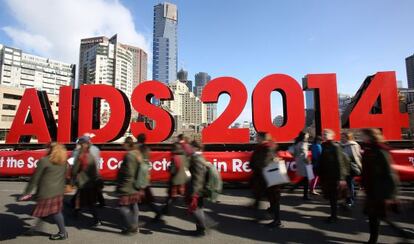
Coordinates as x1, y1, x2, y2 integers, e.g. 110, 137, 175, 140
190, 140, 203, 151
294, 131, 308, 144
137, 133, 146, 144
361, 128, 383, 144
341, 132, 354, 143
123, 136, 135, 151
48, 143, 68, 165
177, 134, 185, 142
256, 132, 271, 143
313, 135, 322, 144
77, 136, 91, 152
322, 129, 335, 141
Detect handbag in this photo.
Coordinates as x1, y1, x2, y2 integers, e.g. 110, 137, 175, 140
305, 164, 315, 181
262, 159, 290, 187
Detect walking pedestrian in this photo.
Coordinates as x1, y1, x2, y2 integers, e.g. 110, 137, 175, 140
162, 135, 191, 214
360, 129, 408, 243
116, 136, 143, 235
70, 134, 105, 208
136, 133, 162, 221
290, 131, 311, 200
186, 141, 218, 235
250, 132, 283, 228
341, 132, 362, 207
20, 143, 69, 240
72, 136, 102, 226
310, 135, 322, 195
319, 129, 349, 223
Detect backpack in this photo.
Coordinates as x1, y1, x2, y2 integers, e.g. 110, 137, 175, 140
134, 162, 150, 190
344, 144, 362, 176
204, 164, 223, 202
132, 151, 150, 190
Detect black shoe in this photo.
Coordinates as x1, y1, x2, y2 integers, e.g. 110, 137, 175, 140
23, 229, 39, 236
303, 196, 311, 201
92, 220, 102, 227
49, 232, 68, 240
152, 212, 162, 222
265, 220, 284, 229
120, 226, 138, 235
325, 216, 338, 223
97, 203, 106, 208
194, 227, 206, 236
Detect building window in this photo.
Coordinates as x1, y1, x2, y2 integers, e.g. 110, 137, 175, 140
2, 104, 16, 110
1, 115, 15, 122
3, 93, 22, 100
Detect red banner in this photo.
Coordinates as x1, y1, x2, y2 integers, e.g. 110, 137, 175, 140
0, 150, 413, 182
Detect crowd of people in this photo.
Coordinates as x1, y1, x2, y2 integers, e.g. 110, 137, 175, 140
18, 128, 409, 243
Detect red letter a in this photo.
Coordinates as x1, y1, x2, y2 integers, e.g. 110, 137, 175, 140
6, 89, 54, 143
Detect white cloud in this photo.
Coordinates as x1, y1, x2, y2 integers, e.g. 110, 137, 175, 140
2, 27, 53, 55
2, 0, 150, 66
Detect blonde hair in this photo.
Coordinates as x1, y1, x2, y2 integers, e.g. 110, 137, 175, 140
342, 132, 354, 141
323, 129, 335, 140
49, 143, 68, 165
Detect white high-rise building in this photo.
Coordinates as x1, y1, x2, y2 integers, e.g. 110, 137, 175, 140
78, 35, 136, 98
78, 35, 147, 124
162, 80, 207, 129
0, 44, 75, 95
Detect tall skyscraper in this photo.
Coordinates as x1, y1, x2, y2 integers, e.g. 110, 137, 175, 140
194, 72, 211, 97
78, 34, 147, 97
0, 44, 75, 95
177, 68, 192, 92
406, 54, 414, 88
193, 72, 216, 124
153, 2, 178, 84
78, 35, 147, 124
177, 68, 187, 82
121, 44, 148, 89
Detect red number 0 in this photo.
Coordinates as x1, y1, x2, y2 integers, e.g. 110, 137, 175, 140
252, 74, 305, 142
201, 77, 249, 143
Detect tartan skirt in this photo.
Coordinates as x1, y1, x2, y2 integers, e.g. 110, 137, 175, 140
168, 184, 186, 198
119, 191, 143, 206
32, 195, 63, 217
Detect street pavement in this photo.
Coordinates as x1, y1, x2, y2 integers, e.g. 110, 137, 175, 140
0, 181, 413, 244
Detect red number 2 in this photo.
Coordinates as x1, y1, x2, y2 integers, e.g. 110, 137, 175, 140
201, 77, 249, 143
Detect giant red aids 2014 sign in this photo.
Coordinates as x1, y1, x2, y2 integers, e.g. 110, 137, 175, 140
1, 71, 414, 181
4, 71, 409, 143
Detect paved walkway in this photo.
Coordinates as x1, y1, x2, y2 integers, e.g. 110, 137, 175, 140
0, 181, 413, 243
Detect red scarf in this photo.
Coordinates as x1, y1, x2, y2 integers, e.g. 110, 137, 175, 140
80, 151, 89, 171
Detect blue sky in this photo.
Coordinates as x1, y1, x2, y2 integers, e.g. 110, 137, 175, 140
1, 0, 413, 122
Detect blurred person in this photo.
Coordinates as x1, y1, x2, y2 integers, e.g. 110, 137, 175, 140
361, 129, 408, 243
116, 136, 142, 235
162, 135, 191, 214
249, 132, 283, 228
20, 143, 69, 240
290, 131, 311, 200
341, 132, 362, 207
186, 140, 218, 235
71, 134, 105, 208
319, 129, 349, 223
136, 133, 162, 221
310, 135, 323, 195
72, 136, 102, 226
